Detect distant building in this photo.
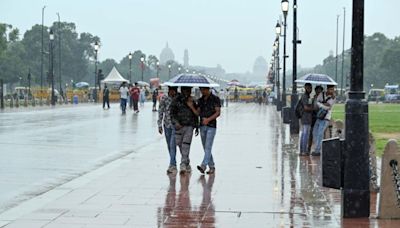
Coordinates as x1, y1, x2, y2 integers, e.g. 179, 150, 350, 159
253, 56, 268, 79
159, 42, 175, 65
184, 49, 189, 68
192, 64, 226, 78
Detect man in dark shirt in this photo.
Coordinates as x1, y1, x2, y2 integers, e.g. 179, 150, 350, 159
299, 83, 313, 156
196, 87, 221, 175
170, 86, 199, 174
103, 85, 110, 109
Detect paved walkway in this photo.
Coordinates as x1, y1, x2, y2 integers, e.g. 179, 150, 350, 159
0, 103, 399, 227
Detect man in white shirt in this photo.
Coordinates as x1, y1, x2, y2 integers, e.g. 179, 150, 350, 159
119, 82, 129, 114
311, 85, 336, 156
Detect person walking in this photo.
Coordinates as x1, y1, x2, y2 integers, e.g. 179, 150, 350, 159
128, 84, 133, 109
103, 84, 110, 109
308, 85, 323, 153
170, 86, 199, 175
158, 86, 178, 174
152, 88, 159, 112
299, 83, 313, 156
130, 82, 140, 113
311, 85, 336, 156
119, 82, 129, 114
140, 86, 146, 107
196, 87, 221, 175
219, 89, 225, 107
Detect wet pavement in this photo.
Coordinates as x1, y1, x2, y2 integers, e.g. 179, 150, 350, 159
0, 103, 400, 227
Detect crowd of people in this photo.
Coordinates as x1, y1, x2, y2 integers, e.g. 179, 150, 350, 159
297, 83, 336, 156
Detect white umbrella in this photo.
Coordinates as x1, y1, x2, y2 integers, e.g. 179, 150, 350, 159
295, 73, 338, 86
137, 81, 150, 87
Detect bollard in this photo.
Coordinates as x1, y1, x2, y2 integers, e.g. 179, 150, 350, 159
378, 139, 400, 219
322, 137, 344, 189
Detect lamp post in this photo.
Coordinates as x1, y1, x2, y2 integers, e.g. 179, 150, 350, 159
49, 29, 55, 106
28, 69, 31, 98
57, 13, 62, 101
128, 52, 132, 82
140, 56, 145, 81
0, 78, 3, 109
281, 0, 289, 108
335, 15, 340, 83
274, 36, 282, 112
156, 61, 160, 78
290, 0, 301, 134
342, 0, 369, 218
94, 41, 99, 102
341, 7, 346, 98
168, 64, 171, 79
178, 66, 181, 74
41, 6, 46, 92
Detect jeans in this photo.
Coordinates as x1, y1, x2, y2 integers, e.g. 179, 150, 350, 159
300, 124, 311, 153
200, 126, 217, 168
120, 98, 127, 112
175, 126, 194, 166
312, 119, 329, 153
164, 126, 177, 166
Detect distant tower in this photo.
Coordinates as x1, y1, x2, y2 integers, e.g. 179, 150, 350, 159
184, 49, 189, 68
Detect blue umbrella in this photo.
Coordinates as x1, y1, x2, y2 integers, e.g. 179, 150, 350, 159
295, 73, 338, 86
75, 82, 90, 88
164, 74, 219, 88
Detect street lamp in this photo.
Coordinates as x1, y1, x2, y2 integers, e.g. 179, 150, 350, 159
168, 64, 171, 79
281, 0, 289, 108
290, 0, 301, 134
94, 41, 99, 102
342, 0, 369, 218
140, 56, 145, 81
49, 28, 55, 106
40, 6, 46, 91
156, 61, 160, 78
274, 36, 282, 112
178, 66, 181, 73
128, 52, 132, 82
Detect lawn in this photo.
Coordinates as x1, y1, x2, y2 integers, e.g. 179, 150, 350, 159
331, 103, 400, 156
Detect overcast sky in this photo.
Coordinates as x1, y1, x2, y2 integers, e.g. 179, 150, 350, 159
1, 0, 399, 73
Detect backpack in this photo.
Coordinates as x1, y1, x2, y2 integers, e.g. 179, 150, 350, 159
295, 96, 304, 119
316, 93, 332, 120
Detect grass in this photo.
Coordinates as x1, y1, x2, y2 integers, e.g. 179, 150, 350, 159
331, 103, 400, 156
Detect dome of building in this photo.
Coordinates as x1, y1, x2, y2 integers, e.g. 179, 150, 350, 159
159, 42, 175, 65
253, 56, 268, 77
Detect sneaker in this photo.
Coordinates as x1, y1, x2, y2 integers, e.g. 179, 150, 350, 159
206, 167, 215, 175
197, 165, 206, 174
166, 165, 177, 174
311, 151, 321, 156
180, 164, 187, 174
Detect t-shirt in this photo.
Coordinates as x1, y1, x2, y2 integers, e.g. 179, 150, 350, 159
119, 86, 129, 99
300, 93, 313, 125
198, 94, 221, 128
130, 87, 140, 101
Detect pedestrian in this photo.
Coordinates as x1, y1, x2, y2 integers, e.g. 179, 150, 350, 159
196, 87, 221, 175
128, 84, 133, 109
158, 86, 178, 174
170, 86, 199, 175
225, 88, 229, 107
152, 88, 159, 112
130, 82, 140, 113
119, 82, 129, 114
308, 85, 323, 153
219, 89, 225, 107
263, 89, 267, 104
311, 85, 336, 156
234, 87, 239, 102
299, 83, 313, 156
103, 84, 110, 109
140, 86, 146, 107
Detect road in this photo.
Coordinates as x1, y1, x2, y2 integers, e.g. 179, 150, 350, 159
0, 103, 161, 213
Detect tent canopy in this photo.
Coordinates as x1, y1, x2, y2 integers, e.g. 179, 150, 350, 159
102, 66, 129, 84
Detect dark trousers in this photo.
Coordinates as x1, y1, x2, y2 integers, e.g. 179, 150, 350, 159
133, 99, 139, 111
103, 97, 110, 109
